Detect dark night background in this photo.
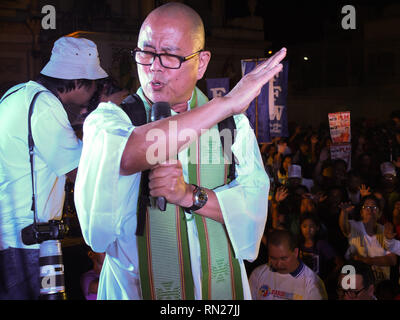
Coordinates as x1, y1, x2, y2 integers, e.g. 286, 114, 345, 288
1, 0, 399, 126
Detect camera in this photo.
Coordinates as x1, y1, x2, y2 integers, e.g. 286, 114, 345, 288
21, 220, 69, 246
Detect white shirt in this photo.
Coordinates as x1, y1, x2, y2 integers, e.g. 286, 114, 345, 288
345, 220, 392, 282
74, 91, 269, 300
0, 81, 82, 250
249, 261, 327, 300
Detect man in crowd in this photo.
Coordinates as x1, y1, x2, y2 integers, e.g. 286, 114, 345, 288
74, 2, 286, 299
249, 229, 327, 300
0, 36, 109, 299
337, 260, 376, 300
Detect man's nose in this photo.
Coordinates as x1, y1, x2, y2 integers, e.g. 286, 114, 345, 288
150, 55, 163, 71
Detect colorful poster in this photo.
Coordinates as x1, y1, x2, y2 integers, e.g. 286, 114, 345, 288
328, 111, 351, 144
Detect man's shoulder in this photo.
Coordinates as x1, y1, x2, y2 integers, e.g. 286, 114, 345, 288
2, 81, 55, 105
84, 102, 133, 137
25, 81, 64, 110
301, 263, 325, 285
301, 262, 319, 277
250, 263, 272, 280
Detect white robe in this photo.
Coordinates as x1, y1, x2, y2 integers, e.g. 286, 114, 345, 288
74, 88, 269, 299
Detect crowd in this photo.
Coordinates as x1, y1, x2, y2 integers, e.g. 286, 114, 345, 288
73, 111, 400, 301
245, 111, 400, 300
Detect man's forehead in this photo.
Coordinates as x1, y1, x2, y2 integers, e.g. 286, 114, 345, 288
268, 243, 292, 256
138, 23, 186, 52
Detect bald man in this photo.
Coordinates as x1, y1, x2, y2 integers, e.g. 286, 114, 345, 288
75, 3, 286, 300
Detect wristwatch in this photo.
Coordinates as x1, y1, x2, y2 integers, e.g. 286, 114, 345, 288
183, 184, 208, 214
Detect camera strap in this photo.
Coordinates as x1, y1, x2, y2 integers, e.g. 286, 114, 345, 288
0, 86, 46, 229
27, 90, 46, 227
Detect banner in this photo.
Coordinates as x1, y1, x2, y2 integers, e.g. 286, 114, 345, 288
206, 78, 230, 100
269, 60, 289, 139
328, 111, 351, 144
241, 59, 289, 143
328, 111, 352, 170
330, 143, 352, 171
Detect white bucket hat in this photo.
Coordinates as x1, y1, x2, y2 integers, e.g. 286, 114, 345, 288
288, 164, 302, 179
380, 162, 396, 177
40, 36, 108, 80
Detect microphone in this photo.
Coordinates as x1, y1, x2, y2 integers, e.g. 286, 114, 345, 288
151, 102, 171, 211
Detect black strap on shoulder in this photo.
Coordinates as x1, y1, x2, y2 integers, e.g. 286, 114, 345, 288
28, 91, 46, 225
1, 86, 46, 226
218, 116, 237, 182
119, 94, 149, 236
120, 93, 148, 126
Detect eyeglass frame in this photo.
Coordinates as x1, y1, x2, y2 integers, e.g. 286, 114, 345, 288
131, 48, 204, 69
361, 205, 379, 211
336, 286, 366, 298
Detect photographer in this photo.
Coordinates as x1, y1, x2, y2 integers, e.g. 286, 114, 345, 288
0, 36, 111, 299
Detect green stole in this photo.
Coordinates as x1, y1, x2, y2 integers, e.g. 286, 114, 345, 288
137, 88, 244, 300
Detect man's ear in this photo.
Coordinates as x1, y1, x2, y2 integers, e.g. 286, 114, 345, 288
293, 248, 299, 258
197, 50, 211, 80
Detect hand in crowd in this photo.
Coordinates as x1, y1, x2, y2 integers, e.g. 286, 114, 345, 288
314, 191, 327, 203
275, 186, 289, 203
359, 184, 371, 198
338, 201, 355, 214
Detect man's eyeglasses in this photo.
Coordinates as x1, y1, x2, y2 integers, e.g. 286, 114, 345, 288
362, 205, 378, 211
337, 287, 366, 298
131, 48, 203, 69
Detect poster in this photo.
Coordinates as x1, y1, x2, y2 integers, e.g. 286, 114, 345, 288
328, 111, 351, 144
330, 143, 352, 171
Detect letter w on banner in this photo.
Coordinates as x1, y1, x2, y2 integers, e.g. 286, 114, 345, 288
241, 59, 289, 142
